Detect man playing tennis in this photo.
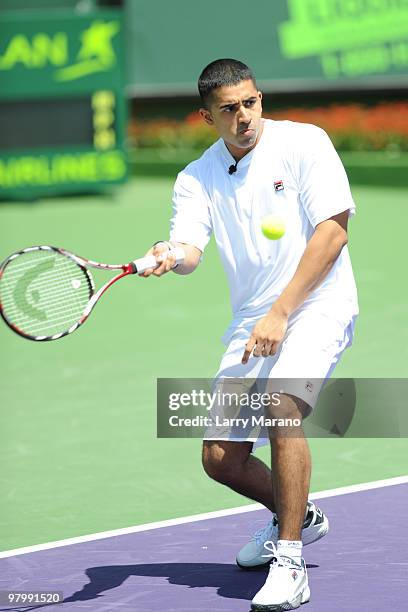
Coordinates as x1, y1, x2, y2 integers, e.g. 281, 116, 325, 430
143, 59, 358, 611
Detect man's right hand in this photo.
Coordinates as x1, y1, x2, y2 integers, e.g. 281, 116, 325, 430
139, 242, 202, 277
139, 242, 177, 277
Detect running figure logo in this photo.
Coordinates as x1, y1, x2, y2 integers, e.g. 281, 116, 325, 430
56, 20, 120, 82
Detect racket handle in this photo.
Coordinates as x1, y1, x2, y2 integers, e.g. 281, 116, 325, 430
132, 247, 185, 274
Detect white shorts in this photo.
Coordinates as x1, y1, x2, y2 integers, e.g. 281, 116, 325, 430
204, 307, 356, 445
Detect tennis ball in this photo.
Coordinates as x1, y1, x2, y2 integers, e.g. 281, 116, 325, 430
261, 214, 286, 240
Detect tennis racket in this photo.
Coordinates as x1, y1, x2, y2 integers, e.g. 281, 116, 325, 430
0, 245, 184, 342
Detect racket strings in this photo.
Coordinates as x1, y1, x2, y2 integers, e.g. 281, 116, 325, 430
1, 262, 90, 335
0, 250, 93, 338
1, 283, 89, 334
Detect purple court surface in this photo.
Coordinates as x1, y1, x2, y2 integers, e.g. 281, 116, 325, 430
0, 483, 407, 612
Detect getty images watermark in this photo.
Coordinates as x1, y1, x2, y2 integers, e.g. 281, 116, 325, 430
157, 379, 310, 439
167, 388, 301, 430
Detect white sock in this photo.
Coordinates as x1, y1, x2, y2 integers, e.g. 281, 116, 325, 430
277, 539, 302, 562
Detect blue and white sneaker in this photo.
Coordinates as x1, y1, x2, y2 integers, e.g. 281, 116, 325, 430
251, 541, 310, 611
236, 501, 328, 569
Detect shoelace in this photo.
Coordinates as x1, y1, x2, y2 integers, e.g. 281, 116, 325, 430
262, 541, 302, 569
252, 520, 277, 545
261, 540, 281, 563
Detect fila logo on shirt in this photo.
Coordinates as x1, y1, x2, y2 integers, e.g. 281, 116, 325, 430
274, 180, 284, 191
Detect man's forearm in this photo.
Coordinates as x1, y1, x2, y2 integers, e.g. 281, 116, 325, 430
273, 217, 348, 318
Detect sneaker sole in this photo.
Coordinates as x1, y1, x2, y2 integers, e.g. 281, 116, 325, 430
251, 585, 310, 611
236, 557, 271, 570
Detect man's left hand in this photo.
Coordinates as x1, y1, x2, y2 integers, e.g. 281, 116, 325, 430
242, 307, 288, 364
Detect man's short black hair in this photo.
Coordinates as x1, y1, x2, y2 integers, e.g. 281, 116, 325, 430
198, 58, 256, 106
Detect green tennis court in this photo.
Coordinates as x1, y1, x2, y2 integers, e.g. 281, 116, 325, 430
1, 177, 408, 553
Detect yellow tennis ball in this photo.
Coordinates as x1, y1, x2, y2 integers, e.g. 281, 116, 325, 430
261, 214, 286, 240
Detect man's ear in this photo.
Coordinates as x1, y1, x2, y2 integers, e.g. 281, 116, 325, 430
199, 108, 214, 126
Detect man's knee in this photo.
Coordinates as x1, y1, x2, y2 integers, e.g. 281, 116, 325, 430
202, 441, 252, 485
266, 393, 311, 420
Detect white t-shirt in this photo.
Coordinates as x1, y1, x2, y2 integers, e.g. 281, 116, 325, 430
170, 119, 358, 339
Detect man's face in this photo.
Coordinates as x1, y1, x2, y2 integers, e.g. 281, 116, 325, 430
199, 79, 263, 158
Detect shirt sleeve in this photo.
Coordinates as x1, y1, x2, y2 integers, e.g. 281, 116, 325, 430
298, 126, 356, 227
169, 166, 213, 252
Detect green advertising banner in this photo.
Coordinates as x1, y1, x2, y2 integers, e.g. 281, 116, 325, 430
0, 8, 127, 198
0, 9, 123, 97
125, 0, 408, 95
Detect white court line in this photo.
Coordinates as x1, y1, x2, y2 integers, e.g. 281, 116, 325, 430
0, 474, 407, 560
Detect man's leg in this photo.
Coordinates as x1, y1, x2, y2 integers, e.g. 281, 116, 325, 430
202, 440, 277, 512
268, 394, 311, 541
250, 395, 311, 611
